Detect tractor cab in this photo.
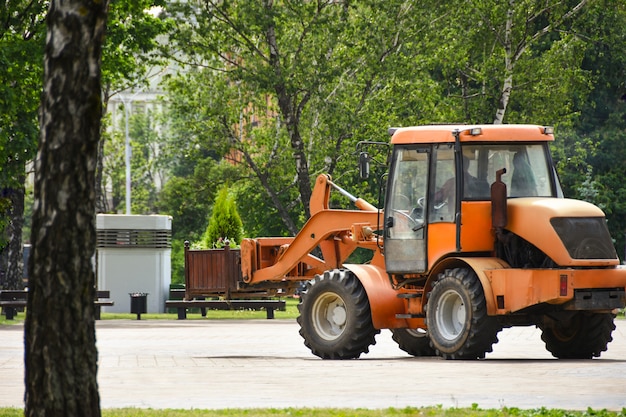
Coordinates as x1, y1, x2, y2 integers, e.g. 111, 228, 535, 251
382, 125, 562, 275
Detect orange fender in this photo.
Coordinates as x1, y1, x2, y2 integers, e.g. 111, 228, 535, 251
343, 264, 414, 330
426, 257, 510, 315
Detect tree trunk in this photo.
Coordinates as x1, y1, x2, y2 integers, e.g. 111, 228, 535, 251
25, 1, 109, 416
494, 70, 513, 125
95, 84, 112, 214
492, 0, 590, 125
95, 131, 108, 213
493, 0, 515, 125
0, 192, 7, 285
3, 175, 26, 290
239, 149, 300, 235
264, 3, 313, 219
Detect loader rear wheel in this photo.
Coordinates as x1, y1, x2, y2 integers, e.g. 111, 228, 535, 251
391, 328, 436, 356
297, 269, 379, 359
539, 312, 615, 359
426, 267, 500, 359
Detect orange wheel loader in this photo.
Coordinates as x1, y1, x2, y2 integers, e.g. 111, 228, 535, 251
240, 124, 626, 360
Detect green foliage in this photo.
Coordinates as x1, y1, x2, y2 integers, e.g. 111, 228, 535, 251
0, 8, 44, 250
551, 1, 626, 258
419, 0, 594, 125
201, 186, 243, 249
102, 0, 173, 92
163, 0, 448, 233
161, 0, 620, 244
157, 159, 244, 240
129, 110, 162, 214
162, 64, 304, 235
101, 126, 126, 213
169, 239, 185, 285
158, 176, 209, 242
233, 178, 292, 238
101, 108, 167, 214
0, 4, 43, 275
0, 12, 43, 190
3, 0, 626, 262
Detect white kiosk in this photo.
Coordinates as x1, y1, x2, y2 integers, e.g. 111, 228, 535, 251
96, 214, 172, 314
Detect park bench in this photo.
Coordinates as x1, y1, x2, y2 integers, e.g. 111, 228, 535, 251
0, 289, 114, 320
164, 298, 286, 320
166, 287, 208, 316
94, 290, 114, 320
0, 290, 27, 320
166, 287, 285, 319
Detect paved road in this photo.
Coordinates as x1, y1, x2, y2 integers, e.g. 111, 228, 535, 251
1, 319, 625, 410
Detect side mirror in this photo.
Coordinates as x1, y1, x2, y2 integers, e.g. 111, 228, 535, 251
358, 151, 370, 180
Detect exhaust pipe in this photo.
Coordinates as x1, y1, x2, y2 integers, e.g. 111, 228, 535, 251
491, 168, 508, 238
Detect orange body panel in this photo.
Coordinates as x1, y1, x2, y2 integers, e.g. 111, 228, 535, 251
347, 255, 626, 329
426, 203, 496, 269
460, 201, 494, 252
506, 198, 618, 267
391, 124, 553, 145
426, 223, 456, 266
426, 257, 510, 315
487, 266, 626, 314
343, 263, 424, 330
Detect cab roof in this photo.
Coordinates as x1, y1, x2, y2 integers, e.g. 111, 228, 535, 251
389, 124, 554, 145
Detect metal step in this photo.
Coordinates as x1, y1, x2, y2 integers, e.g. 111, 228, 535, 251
396, 292, 422, 299
395, 313, 425, 319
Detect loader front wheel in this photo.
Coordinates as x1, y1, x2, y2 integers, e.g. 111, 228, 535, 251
297, 269, 379, 359
539, 312, 615, 359
391, 328, 436, 356
426, 267, 500, 359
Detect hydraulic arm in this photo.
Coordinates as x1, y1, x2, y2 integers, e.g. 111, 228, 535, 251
240, 175, 381, 285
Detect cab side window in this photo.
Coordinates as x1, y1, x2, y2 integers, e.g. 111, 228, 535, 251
430, 146, 455, 223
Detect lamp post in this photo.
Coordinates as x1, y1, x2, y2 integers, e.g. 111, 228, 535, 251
119, 91, 141, 215
124, 98, 131, 215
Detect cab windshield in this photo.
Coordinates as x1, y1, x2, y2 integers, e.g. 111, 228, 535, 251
461, 143, 558, 199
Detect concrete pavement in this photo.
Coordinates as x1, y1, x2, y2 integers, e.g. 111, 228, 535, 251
1, 318, 625, 410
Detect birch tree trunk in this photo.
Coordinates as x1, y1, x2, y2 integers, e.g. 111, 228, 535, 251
492, 0, 590, 124
493, 0, 515, 125
25, 0, 109, 416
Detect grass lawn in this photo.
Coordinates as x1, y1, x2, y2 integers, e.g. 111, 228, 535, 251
0, 298, 302, 324
1, 299, 624, 324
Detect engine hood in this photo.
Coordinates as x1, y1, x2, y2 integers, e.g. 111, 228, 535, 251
506, 198, 619, 267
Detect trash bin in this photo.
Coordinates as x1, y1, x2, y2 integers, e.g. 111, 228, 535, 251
129, 292, 149, 320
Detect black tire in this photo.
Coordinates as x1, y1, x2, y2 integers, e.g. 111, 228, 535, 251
391, 328, 437, 356
297, 269, 379, 359
539, 312, 616, 359
426, 267, 501, 359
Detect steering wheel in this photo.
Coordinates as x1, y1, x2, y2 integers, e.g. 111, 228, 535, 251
392, 209, 425, 232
